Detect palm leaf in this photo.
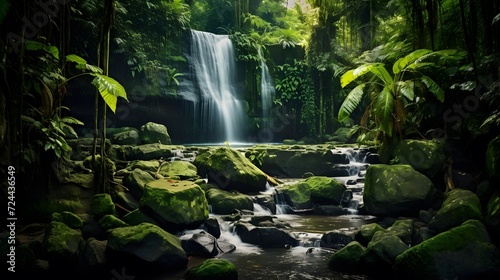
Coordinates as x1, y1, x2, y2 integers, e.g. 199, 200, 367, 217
420, 75, 444, 102
338, 84, 366, 122
374, 87, 394, 137
340, 63, 384, 88
91, 74, 128, 113
393, 49, 432, 74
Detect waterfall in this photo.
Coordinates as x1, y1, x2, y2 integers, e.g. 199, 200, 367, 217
189, 30, 246, 143
258, 48, 274, 127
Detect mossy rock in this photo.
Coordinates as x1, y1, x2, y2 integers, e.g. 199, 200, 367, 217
364, 164, 436, 216
303, 176, 346, 205
356, 223, 386, 246
122, 168, 156, 199
139, 122, 172, 145
428, 189, 483, 233
328, 241, 366, 272
185, 258, 238, 280
107, 222, 187, 271
51, 211, 83, 229
42, 221, 84, 268
280, 182, 312, 210
394, 219, 500, 279
140, 179, 209, 226
205, 188, 253, 215
159, 161, 199, 180
91, 193, 116, 218
98, 214, 129, 231
121, 209, 157, 226
393, 139, 446, 178
193, 147, 267, 194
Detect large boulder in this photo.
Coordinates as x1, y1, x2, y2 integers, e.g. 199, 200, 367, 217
428, 189, 483, 233
279, 182, 312, 210
394, 219, 500, 279
205, 188, 253, 215
106, 223, 188, 272
360, 232, 409, 277
355, 223, 386, 246
42, 221, 84, 271
249, 146, 351, 178
181, 231, 236, 258
328, 241, 367, 272
122, 168, 156, 199
393, 139, 446, 178
91, 193, 116, 219
234, 222, 299, 248
303, 176, 347, 205
139, 122, 172, 145
128, 144, 184, 160
159, 161, 199, 180
140, 179, 209, 228
364, 164, 437, 216
193, 147, 267, 194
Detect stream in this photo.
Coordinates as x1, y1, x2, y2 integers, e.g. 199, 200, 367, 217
157, 146, 376, 280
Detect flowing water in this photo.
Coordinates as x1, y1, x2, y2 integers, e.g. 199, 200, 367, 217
258, 47, 275, 127
188, 30, 246, 143
157, 146, 375, 280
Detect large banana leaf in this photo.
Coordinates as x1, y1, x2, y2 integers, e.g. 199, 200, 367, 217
396, 80, 415, 101
341, 63, 385, 88
91, 74, 128, 113
420, 75, 444, 102
338, 84, 366, 122
392, 49, 432, 74
374, 87, 394, 137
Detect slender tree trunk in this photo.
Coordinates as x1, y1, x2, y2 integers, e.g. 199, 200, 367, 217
93, 0, 115, 194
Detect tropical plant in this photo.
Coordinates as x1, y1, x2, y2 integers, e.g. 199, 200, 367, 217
65, 54, 128, 113
274, 59, 316, 136
338, 48, 465, 158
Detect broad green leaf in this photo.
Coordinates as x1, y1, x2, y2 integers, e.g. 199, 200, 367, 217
66, 54, 87, 66
369, 64, 393, 85
393, 49, 432, 74
420, 75, 444, 102
91, 74, 128, 113
375, 87, 394, 137
338, 84, 366, 122
66, 54, 103, 74
25, 40, 59, 59
340, 63, 384, 88
396, 81, 415, 101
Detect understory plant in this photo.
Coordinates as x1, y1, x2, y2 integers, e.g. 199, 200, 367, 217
338, 48, 465, 161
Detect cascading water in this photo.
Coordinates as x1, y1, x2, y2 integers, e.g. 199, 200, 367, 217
189, 30, 246, 143
258, 48, 275, 127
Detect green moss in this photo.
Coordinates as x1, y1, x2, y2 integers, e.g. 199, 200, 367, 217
185, 258, 238, 280
98, 214, 129, 231
281, 182, 312, 209
304, 176, 346, 205
328, 241, 366, 272
91, 193, 116, 218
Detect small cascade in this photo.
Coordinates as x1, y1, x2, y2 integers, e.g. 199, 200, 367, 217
253, 203, 272, 215
188, 30, 246, 143
258, 48, 275, 127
